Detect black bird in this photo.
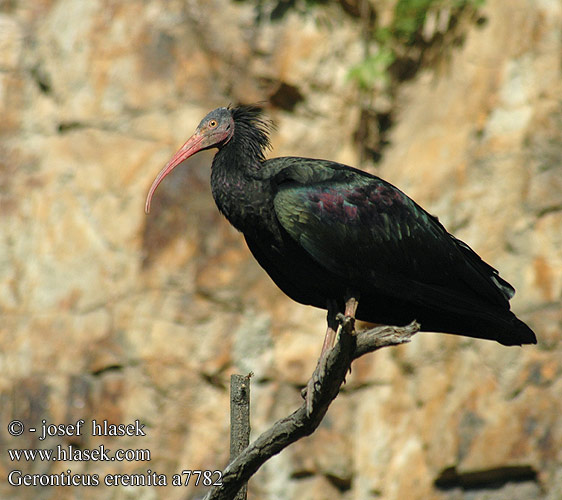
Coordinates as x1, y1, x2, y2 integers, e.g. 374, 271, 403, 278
145, 105, 536, 349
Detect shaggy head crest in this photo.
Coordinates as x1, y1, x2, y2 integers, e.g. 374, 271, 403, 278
229, 105, 274, 162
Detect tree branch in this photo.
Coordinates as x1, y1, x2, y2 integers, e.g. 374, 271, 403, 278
203, 320, 420, 500
230, 374, 251, 500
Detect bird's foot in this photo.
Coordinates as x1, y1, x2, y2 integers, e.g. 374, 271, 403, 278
336, 312, 356, 336
338, 294, 358, 337
336, 313, 356, 378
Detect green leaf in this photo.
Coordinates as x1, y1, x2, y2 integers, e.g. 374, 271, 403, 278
347, 49, 396, 90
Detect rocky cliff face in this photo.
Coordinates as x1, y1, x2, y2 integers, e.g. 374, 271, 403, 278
1, 1, 560, 499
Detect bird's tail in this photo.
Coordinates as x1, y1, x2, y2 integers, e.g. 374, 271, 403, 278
491, 314, 537, 346
441, 309, 537, 346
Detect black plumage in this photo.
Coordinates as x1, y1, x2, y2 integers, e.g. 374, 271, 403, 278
145, 105, 536, 346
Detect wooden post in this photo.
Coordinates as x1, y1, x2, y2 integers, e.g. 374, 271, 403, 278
230, 374, 251, 500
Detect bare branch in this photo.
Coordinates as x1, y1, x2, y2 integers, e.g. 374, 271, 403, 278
354, 320, 420, 359
203, 320, 419, 500
230, 374, 251, 500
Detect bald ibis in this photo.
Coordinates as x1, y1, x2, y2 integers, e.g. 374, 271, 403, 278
145, 106, 536, 347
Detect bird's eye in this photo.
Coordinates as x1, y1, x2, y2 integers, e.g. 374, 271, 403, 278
209, 120, 218, 128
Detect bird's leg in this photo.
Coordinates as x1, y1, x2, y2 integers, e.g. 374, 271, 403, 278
304, 300, 339, 414
344, 294, 359, 320
304, 297, 360, 414
320, 299, 339, 355
338, 291, 360, 331
340, 294, 359, 376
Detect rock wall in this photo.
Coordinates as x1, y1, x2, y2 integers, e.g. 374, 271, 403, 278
1, 1, 561, 499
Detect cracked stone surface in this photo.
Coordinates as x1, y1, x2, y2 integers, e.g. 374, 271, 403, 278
1, 0, 561, 499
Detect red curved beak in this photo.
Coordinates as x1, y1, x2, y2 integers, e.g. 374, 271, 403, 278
145, 133, 205, 214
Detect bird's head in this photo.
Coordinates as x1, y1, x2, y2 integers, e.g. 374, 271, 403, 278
145, 107, 234, 213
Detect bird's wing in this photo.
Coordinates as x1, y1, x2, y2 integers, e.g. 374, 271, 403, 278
268, 158, 513, 311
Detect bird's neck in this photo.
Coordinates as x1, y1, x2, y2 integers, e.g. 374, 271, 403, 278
210, 136, 265, 232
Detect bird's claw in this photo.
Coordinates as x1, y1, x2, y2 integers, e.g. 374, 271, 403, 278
336, 312, 356, 335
